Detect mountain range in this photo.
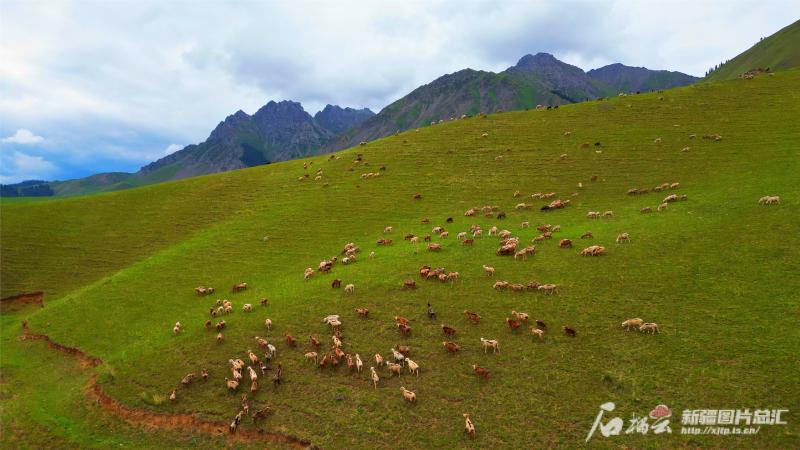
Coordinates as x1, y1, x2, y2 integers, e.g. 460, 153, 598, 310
1, 53, 705, 197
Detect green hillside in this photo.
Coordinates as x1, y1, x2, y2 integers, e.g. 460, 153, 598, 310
2, 71, 799, 449
706, 20, 800, 81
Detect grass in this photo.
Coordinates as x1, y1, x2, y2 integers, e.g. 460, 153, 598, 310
2, 70, 800, 448
706, 19, 800, 81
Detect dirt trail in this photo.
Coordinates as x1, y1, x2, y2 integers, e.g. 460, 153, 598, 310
20, 320, 103, 368
1, 291, 44, 309
18, 321, 318, 449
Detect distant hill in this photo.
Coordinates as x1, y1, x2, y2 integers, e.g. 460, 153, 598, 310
323, 53, 697, 152
7, 102, 374, 197
705, 19, 800, 81
587, 63, 699, 92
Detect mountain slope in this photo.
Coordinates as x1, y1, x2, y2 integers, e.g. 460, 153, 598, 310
11, 102, 374, 197
3, 71, 799, 449
587, 63, 699, 92
314, 105, 375, 134
323, 53, 696, 152
705, 19, 800, 81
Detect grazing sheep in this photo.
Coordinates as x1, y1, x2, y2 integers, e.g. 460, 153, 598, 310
663, 194, 678, 203
370, 367, 380, 388
247, 366, 258, 381
217, 332, 224, 343
622, 318, 644, 331
369, 251, 376, 258
506, 318, 521, 331
538, 284, 558, 295
232, 283, 247, 293
758, 196, 780, 205
355, 354, 363, 372
402, 279, 417, 289
616, 233, 630, 244
581, 231, 593, 239
229, 410, 243, 434
169, 389, 178, 401
226, 377, 239, 391
406, 359, 419, 376
530, 327, 545, 341
641, 206, 652, 213
483, 265, 495, 276
480, 338, 499, 354
492, 280, 509, 290
427, 243, 443, 252
283, 333, 296, 347
242, 303, 252, 312
400, 386, 417, 403
657, 202, 668, 211
262, 318, 272, 330
580, 245, 606, 256
464, 310, 482, 323
563, 326, 577, 337
355, 307, 369, 317
443, 341, 461, 353
173, 322, 182, 335
639, 322, 660, 334
472, 364, 491, 379
345, 284, 355, 294
456, 231, 467, 240
559, 239, 573, 248
447, 272, 460, 282
463, 413, 476, 438
397, 323, 412, 335
304, 351, 318, 364
442, 324, 456, 336
587, 211, 600, 219
603, 211, 614, 218
512, 311, 529, 321
248, 350, 260, 365
384, 226, 393, 233
387, 362, 402, 377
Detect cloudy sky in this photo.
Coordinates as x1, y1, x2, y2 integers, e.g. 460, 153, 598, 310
1, 1, 797, 183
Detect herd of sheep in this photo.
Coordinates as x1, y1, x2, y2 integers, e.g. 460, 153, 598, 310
168, 134, 782, 439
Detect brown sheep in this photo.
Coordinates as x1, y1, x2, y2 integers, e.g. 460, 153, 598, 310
443, 341, 461, 353
559, 239, 573, 248
427, 243, 443, 252
563, 326, 577, 337
464, 310, 482, 323
441, 324, 456, 336
355, 308, 369, 318
472, 364, 491, 379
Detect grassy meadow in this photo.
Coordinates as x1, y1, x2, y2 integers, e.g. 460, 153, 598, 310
2, 70, 799, 448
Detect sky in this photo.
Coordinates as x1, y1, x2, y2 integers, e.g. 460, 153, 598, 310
1, 1, 797, 184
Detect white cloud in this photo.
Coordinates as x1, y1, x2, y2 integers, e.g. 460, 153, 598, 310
0, 151, 57, 183
2, 129, 45, 144
164, 143, 183, 155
